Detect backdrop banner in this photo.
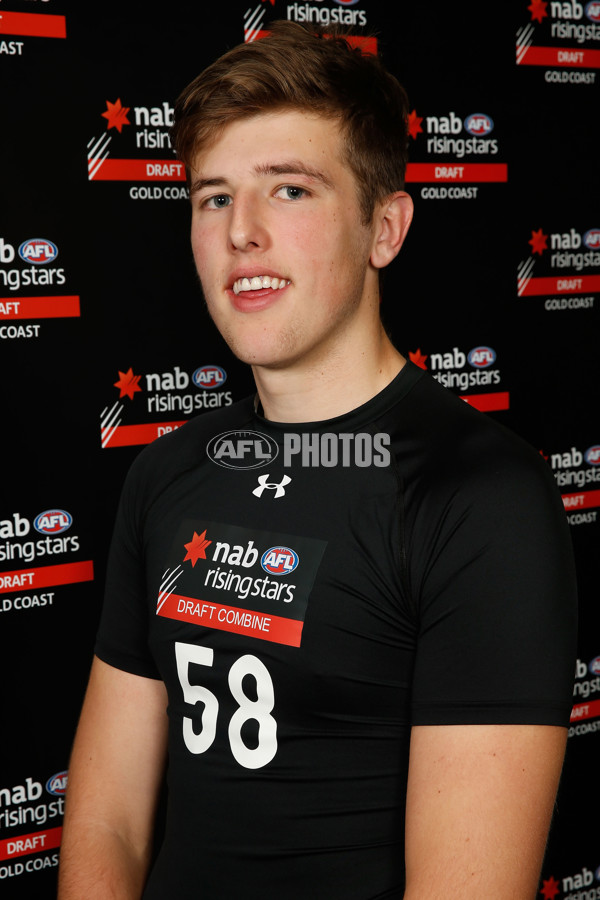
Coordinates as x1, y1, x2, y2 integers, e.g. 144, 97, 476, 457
1, 2, 598, 897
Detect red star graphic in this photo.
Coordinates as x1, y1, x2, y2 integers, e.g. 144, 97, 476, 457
409, 348, 428, 370
407, 109, 424, 140
262, 0, 275, 4
529, 227, 548, 256
184, 530, 212, 567
114, 368, 142, 400
528, 0, 548, 23
101, 98, 131, 133
539, 875, 560, 900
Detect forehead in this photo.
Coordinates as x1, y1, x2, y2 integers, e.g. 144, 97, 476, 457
190, 109, 347, 179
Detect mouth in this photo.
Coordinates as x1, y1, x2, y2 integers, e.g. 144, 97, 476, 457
232, 275, 290, 296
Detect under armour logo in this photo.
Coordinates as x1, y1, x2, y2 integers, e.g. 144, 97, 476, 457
252, 474, 292, 499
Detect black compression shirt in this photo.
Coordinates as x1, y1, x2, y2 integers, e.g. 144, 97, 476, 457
95, 362, 577, 899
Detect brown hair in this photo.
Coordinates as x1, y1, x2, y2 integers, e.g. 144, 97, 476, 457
171, 20, 409, 224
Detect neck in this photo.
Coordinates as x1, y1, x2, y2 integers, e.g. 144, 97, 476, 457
252, 324, 405, 424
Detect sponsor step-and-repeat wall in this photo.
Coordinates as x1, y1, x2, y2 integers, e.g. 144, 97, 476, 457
1, 1, 598, 897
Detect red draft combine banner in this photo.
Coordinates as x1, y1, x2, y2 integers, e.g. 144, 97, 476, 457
0, 561, 94, 593
405, 163, 508, 183
157, 593, 304, 647
88, 159, 185, 181
0, 11, 66, 38
0, 827, 62, 862
0, 296, 80, 318
461, 392, 510, 411
562, 490, 600, 511
571, 699, 600, 722
101, 421, 186, 448
517, 46, 600, 67
519, 275, 600, 296
248, 28, 376, 55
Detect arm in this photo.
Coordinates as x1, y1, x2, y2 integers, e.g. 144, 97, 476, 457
403, 723, 567, 899
58, 656, 168, 900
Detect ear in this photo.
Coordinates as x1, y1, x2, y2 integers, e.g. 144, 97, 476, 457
370, 191, 414, 270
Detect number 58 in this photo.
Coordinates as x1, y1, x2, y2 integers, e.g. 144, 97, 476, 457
175, 641, 278, 770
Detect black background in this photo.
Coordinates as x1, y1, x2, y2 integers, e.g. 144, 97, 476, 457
1, 1, 598, 896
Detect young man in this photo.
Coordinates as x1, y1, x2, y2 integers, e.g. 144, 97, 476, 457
58, 22, 577, 899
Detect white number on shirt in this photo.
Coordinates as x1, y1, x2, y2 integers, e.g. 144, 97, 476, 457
175, 641, 278, 769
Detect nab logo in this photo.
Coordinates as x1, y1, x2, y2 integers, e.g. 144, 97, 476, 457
584, 445, 600, 465
207, 430, 278, 469
583, 228, 600, 249
193, 365, 227, 389
464, 113, 494, 136
261, 546, 299, 575
468, 346, 496, 368
18, 239, 58, 265
46, 771, 68, 796
586, 2, 600, 22
34, 509, 72, 534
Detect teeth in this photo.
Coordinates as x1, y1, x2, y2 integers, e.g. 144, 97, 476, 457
232, 276, 289, 295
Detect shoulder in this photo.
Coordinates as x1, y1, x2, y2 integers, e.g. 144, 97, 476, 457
383, 367, 558, 506
118, 394, 256, 506
378, 370, 571, 587
398, 377, 577, 729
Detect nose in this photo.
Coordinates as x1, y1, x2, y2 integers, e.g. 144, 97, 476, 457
228, 192, 270, 252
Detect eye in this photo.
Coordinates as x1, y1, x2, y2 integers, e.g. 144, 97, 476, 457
203, 193, 231, 209
276, 185, 307, 201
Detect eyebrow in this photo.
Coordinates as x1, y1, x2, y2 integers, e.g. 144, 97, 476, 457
254, 161, 334, 188
190, 160, 334, 196
189, 176, 229, 195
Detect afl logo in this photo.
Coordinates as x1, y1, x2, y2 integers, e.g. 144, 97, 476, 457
586, 2, 600, 22
207, 429, 278, 469
464, 113, 494, 136
18, 238, 58, 265
261, 546, 299, 575
46, 771, 68, 796
468, 346, 496, 368
34, 509, 72, 534
193, 365, 226, 389
589, 656, 600, 676
583, 228, 600, 249
584, 445, 600, 465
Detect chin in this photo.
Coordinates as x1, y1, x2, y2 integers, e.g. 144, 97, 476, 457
223, 330, 299, 370
236, 351, 290, 370
223, 340, 279, 368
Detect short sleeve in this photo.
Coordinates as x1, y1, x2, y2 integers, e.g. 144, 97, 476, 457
94, 455, 161, 679
409, 435, 577, 727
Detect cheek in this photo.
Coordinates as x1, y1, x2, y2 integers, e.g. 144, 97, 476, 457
190, 223, 207, 259
190, 227, 201, 263
293, 225, 341, 275
190, 226, 221, 278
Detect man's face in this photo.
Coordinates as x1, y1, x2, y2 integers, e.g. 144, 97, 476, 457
189, 110, 382, 372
